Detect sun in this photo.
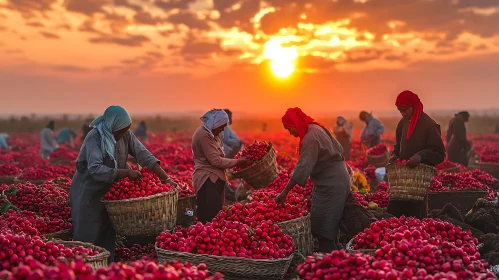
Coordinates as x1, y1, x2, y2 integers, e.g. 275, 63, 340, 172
263, 38, 298, 78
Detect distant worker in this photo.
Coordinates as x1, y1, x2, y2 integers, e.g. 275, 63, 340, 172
262, 123, 268, 132
0, 133, 9, 150
134, 121, 149, 142
359, 111, 385, 148
56, 128, 77, 148
333, 116, 353, 160
446, 111, 471, 167
40, 120, 58, 159
222, 109, 243, 159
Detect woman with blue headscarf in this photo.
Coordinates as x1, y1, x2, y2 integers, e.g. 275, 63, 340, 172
192, 109, 248, 222
70, 106, 173, 263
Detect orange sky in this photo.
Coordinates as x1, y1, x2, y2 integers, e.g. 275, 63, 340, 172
1, 0, 499, 116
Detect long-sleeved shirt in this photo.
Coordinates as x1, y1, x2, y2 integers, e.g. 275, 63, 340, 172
361, 115, 384, 146
56, 128, 77, 144
192, 126, 239, 193
446, 115, 469, 150
222, 124, 242, 157
392, 112, 446, 166
40, 128, 58, 152
0, 133, 8, 150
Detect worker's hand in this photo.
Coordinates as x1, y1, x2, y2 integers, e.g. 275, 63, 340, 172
235, 157, 250, 167
407, 154, 422, 168
275, 192, 287, 205
127, 170, 143, 180
164, 178, 179, 188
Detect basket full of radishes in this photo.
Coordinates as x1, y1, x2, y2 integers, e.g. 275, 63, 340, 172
231, 141, 279, 189
102, 168, 178, 236
366, 144, 390, 168
386, 160, 436, 201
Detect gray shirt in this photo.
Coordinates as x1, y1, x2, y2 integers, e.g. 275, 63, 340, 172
40, 128, 58, 152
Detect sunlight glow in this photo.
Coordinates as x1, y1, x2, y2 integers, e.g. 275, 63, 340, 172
263, 38, 298, 78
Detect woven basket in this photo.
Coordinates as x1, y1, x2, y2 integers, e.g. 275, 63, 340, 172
277, 214, 312, 258
54, 240, 109, 269
429, 190, 488, 214
345, 238, 376, 255
367, 150, 390, 168
42, 228, 74, 241
439, 166, 461, 174
14, 177, 46, 185
102, 190, 178, 236
475, 162, 499, 179
232, 143, 279, 189
176, 195, 196, 227
155, 246, 293, 280
386, 164, 436, 201
0, 175, 19, 185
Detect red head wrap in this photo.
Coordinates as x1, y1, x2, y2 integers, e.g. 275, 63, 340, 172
395, 90, 424, 140
282, 108, 325, 153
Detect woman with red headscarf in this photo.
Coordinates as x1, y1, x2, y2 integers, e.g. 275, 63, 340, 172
275, 108, 351, 252
387, 90, 446, 218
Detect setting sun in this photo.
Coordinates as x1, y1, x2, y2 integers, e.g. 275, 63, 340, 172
263, 39, 298, 78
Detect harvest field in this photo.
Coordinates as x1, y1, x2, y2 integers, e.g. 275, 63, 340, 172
1, 120, 499, 279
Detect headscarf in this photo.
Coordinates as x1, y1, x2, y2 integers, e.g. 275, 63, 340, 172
201, 109, 229, 137
457, 111, 470, 121
90, 105, 132, 167
281, 107, 326, 154
47, 121, 55, 130
395, 90, 424, 140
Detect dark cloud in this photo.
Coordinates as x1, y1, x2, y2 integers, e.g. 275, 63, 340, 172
475, 44, 488, 51
0, 26, 7, 32
215, 0, 260, 33
134, 11, 166, 25
168, 11, 211, 30
6, 0, 58, 18
343, 49, 386, 64
27, 21, 44, 28
179, 34, 242, 62
78, 19, 101, 34
121, 59, 139, 64
51, 65, 88, 72
57, 24, 72, 31
114, 0, 142, 11
40, 31, 60, 39
89, 34, 150, 47
65, 0, 110, 16
155, 0, 196, 10
105, 12, 131, 33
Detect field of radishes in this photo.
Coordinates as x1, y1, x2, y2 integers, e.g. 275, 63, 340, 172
1, 130, 499, 279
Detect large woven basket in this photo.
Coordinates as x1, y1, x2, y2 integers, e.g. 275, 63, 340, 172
367, 151, 390, 168
0, 175, 19, 185
386, 164, 436, 201
277, 214, 312, 258
429, 190, 488, 214
176, 195, 196, 227
54, 240, 109, 269
232, 143, 279, 189
346, 238, 376, 255
102, 190, 178, 236
155, 246, 293, 280
43, 228, 74, 241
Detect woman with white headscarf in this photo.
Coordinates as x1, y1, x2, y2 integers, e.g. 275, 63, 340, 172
192, 109, 248, 222
70, 106, 173, 263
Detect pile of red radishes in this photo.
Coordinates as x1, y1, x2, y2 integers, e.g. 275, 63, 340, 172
429, 170, 498, 200
364, 165, 377, 181
17, 165, 73, 181
0, 258, 223, 280
0, 210, 71, 237
115, 243, 157, 262
48, 147, 78, 161
0, 234, 99, 270
367, 144, 388, 157
156, 220, 294, 259
480, 146, 499, 164
436, 160, 460, 171
395, 159, 409, 164
232, 141, 269, 172
0, 164, 20, 176
103, 168, 176, 200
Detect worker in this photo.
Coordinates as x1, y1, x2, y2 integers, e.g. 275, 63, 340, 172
275, 108, 350, 252
359, 111, 384, 148
56, 128, 77, 148
134, 121, 149, 142
222, 109, 243, 159
333, 116, 353, 160
447, 111, 471, 167
40, 120, 58, 159
191, 109, 248, 223
70, 105, 175, 264
388, 90, 446, 219
0, 133, 9, 150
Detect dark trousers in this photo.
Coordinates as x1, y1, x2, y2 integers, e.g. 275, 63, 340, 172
387, 194, 428, 219
197, 178, 225, 223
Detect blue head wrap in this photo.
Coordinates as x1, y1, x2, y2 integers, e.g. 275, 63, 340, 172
90, 106, 131, 167
201, 109, 229, 137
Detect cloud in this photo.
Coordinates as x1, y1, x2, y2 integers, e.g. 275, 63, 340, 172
65, 0, 111, 16
51, 65, 89, 72
5, 49, 23, 54
114, 0, 143, 12
178, 34, 242, 61
134, 11, 166, 25
40, 31, 60, 39
155, 0, 196, 10
89, 34, 150, 47
298, 55, 336, 70
26, 21, 45, 28
78, 19, 101, 34
6, 0, 58, 18
168, 11, 211, 30
214, 0, 260, 33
